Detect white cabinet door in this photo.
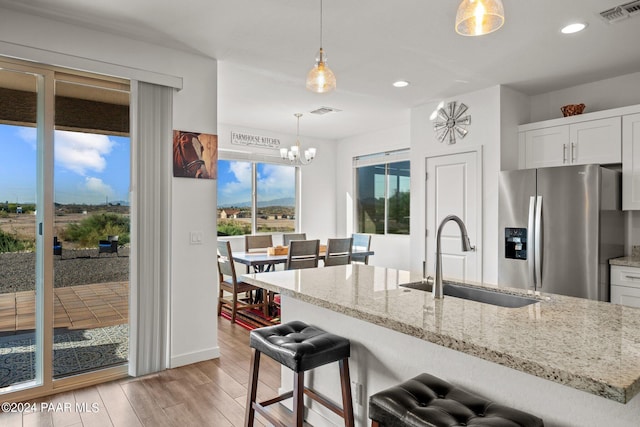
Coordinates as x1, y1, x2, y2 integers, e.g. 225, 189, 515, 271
622, 113, 640, 210
610, 265, 640, 307
523, 126, 569, 168
521, 117, 622, 170
611, 285, 640, 308
570, 117, 621, 165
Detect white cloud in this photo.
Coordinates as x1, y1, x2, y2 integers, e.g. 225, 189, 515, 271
55, 131, 114, 175
220, 161, 252, 200
257, 164, 295, 199
17, 127, 37, 150
84, 177, 115, 198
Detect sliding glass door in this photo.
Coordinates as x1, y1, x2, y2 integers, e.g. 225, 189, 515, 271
0, 61, 53, 392
52, 76, 130, 379
0, 59, 130, 398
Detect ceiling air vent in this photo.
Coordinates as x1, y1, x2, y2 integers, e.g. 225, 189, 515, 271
310, 106, 342, 115
600, 0, 640, 23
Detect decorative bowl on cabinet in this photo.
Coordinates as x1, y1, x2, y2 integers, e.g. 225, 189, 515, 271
561, 103, 586, 117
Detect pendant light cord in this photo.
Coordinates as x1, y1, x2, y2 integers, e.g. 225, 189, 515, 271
320, 0, 323, 50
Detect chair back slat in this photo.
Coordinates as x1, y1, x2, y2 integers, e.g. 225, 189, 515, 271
325, 237, 353, 267
283, 233, 307, 246
245, 235, 273, 253
217, 240, 237, 282
286, 239, 320, 270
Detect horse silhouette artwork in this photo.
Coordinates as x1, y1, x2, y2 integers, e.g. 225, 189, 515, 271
173, 131, 212, 178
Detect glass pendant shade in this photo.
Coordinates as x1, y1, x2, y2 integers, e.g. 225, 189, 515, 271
306, 49, 336, 93
455, 0, 505, 36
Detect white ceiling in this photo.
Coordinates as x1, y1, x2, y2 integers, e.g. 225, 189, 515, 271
1, 0, 639, 140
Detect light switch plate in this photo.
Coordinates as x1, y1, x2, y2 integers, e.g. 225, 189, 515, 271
190, 231, 203, 245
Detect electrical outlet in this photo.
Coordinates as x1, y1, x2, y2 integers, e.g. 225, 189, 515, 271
350, 381, 363, 406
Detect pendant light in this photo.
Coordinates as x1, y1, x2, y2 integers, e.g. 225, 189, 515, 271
455, 0, 505, 36
306, 0, 336, 93
280, 113, 317, 164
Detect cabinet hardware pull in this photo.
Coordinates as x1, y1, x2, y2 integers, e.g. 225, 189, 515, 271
562, 144, 567, 163
625, 275, 640, 280
571, 142, 576, 162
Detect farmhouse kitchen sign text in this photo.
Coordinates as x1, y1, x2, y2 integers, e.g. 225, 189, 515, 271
231, 132, 281, 148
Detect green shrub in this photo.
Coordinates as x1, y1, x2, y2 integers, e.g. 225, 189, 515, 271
0, 230, 32, 253
217, 220, 251, 236
61, 213, 130, 247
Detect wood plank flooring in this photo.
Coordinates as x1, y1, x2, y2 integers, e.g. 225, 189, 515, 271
1, 318, 302, 426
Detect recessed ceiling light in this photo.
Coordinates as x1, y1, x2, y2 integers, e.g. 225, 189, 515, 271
561, 22, 587, 34
393, 80, 410, 88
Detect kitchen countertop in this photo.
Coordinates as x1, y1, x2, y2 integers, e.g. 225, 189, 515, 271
610, 257, 640, 268
610, 246, 640, 267
242, 264, 640, 404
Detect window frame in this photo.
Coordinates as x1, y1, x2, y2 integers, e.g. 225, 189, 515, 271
353, 149, 410, 236
217, 150, 300, 235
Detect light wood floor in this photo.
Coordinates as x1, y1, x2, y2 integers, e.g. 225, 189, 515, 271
2, 318, 298, 427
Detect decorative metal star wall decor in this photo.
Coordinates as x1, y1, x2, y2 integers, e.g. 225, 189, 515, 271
433, 101, 471, 144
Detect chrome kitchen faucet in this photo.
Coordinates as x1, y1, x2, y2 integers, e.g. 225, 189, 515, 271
427, 215, 476, 299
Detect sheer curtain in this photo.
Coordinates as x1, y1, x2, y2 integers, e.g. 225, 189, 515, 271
128, 81, 173, 376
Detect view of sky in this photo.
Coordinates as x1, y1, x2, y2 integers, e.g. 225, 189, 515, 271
217, 160, 295, 207
0, 124, 130, 205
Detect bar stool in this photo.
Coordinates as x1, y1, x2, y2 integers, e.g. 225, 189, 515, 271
245, 320, 355, 427
369, 373, 544, 427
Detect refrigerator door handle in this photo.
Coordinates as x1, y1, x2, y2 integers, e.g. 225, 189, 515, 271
527, 196, 536, 289
534, 196, 543, 289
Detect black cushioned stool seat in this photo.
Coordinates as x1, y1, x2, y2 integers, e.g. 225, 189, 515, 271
245, 320, 354, 427
369, 373, 544, 427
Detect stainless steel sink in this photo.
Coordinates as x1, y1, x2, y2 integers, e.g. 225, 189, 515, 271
399, 281, 538, 308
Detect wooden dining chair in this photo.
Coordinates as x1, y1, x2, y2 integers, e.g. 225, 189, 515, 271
282, 233, 307, 246
324, 237, 353, 267
351, 233, 371, 264
245, 234, 273, 253
286, 239, 320, 270
217, 240, 269, 323
245, 234, 274, 272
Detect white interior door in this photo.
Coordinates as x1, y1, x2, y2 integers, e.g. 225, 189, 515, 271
426, 150, 481, 282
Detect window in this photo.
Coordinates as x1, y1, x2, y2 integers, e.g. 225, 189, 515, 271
355, 151, 410, 235
217, 159, 297, 235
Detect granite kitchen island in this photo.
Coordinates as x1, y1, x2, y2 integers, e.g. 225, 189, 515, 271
243, 264, 640, 427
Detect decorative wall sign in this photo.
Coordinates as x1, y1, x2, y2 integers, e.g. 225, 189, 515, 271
433, 101, 471, 145
173, 130, 218, 179
230, 131, 281, 148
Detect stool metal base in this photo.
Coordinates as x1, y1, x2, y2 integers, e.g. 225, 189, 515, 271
245, 348, 355, 427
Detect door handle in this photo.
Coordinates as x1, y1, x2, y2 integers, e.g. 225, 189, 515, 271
534, 196, 543, 288
571, 142, 576, 162
625, 275, 640, 280
527, 196, 536, 290
562, 144, 567, 164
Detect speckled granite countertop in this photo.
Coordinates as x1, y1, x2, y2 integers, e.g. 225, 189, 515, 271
243, 265, 640, 404
610, 257, 640, 267
610, 246, 640, 267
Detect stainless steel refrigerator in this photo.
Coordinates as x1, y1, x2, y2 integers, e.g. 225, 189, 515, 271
498, 164, 624, 301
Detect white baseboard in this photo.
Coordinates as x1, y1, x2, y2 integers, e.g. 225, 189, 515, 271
170, 346, 220, 368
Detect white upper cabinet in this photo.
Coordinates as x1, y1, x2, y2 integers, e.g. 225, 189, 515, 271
623, 113, 640, 210
519, 117, 621, 169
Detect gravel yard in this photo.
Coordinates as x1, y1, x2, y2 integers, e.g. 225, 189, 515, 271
0, 248, 129, 293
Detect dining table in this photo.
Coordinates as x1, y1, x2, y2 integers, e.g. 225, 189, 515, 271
232, 248, 375, 271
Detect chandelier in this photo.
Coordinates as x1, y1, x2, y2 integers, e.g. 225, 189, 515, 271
455, 0, 505, 36
306, 0, 336, 93
280, 113, 316, 164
